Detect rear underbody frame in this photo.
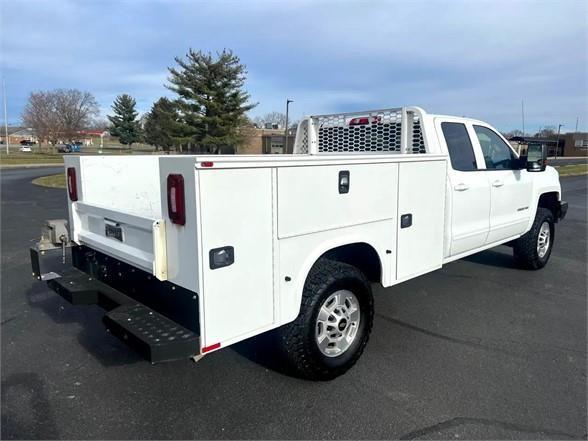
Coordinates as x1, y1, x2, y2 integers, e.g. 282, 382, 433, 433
31, 243, 201, 363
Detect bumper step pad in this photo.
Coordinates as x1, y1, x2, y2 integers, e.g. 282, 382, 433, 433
45, 267, 199, 364
47, 268, 100, 305
104, 304, 199, 364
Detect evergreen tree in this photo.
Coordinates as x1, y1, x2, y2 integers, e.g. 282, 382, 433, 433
144, 97, 181, 151
108, 94, 141, 145
167, 49, 257, 152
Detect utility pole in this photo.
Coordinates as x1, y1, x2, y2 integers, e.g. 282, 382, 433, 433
575, 116, 579, 133
3, 78, 8, 154
285, 99, 293, 153
555, 123, 563, 160
521, 100, 525, 136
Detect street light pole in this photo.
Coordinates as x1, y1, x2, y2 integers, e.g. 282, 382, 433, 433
285, 99, 293, 153
2, 78, 8, 154
554, 124, 563, 160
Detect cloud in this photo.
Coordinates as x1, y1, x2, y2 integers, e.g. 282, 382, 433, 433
1, 0, 586, 132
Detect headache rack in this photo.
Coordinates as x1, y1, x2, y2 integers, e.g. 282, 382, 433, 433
293, 106, 427, 155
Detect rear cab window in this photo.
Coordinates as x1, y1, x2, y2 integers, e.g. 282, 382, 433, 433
441, 122, 478, 171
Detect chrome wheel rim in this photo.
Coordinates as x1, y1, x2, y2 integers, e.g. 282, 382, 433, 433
537, 221, 551, 258
315, 290, 360, 357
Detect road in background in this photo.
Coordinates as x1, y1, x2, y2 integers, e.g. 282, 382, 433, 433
1, 167, 586, 439
549, 157, 588, 166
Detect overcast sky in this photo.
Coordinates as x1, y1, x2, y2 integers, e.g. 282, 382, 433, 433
1, 0, 587, 132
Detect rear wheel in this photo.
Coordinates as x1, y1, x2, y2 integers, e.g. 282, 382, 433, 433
278, 258, 374, 381
513, 207, 554, 269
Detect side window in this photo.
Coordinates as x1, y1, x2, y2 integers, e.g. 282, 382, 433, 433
441, 122, 477, 171
473, 125, 517, 170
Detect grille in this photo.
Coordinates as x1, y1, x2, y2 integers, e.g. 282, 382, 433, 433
317, 109, 403, 153
294, 119, 309, 154
293, 108, 428, 154
411, 119, 426, 154
299, 124, 308, 154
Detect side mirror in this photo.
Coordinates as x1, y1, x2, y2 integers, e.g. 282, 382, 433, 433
526, 144, 547, 172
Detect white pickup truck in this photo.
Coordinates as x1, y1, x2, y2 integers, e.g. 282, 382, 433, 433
31, 106, 567, 380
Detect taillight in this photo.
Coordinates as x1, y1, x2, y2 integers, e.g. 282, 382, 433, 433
67, 167, 78, 201
167, 174, 185, 225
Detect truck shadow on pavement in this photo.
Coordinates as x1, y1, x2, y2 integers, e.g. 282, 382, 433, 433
25, 279, 295, 374
462, 248, 517, 269
25, 283, 142, 368
231, 331, 302, 379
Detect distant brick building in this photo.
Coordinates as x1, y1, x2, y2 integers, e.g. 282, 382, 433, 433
561, 132, 588, 157
238, 127, 295, 154
0, 127, 38, 145
509, 133, 588, 157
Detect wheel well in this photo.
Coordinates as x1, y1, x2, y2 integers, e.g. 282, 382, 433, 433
538, 192, 559, 220
321, 242, 382, 283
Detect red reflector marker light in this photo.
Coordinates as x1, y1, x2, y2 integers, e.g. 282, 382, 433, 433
67, 167, 78, 201
201, 161, 214, 168
167, 174, 186, 225
202, 342, 221, 353
349, 116, 381, 126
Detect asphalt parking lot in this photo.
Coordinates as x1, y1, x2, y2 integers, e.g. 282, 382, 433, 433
1, 167, 586, 439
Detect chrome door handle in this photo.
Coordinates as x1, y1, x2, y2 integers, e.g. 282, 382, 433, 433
492, 180, 504, 188
454, 183, 469, 192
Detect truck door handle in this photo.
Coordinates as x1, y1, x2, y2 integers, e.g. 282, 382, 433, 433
492, 180, 504, 188
453, 183, 469, 192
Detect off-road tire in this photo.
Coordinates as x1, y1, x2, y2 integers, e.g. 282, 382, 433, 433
277, 258, 374, 381
513, 207, 554, 270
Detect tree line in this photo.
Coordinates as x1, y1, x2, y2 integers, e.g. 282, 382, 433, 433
22, 49, 271, 153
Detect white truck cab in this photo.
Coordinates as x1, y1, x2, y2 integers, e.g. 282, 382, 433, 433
31, 106, 567, 380
431, 114, 562, 261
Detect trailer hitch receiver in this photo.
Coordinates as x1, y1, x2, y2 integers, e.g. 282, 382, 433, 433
30, 219, 76, 281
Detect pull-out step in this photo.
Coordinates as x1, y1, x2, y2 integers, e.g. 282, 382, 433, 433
43, 267, 199, 363
104, 304, 199, 363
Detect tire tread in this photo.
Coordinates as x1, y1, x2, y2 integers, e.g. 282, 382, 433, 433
278, 259, 373, 380
513, 207, 554, 270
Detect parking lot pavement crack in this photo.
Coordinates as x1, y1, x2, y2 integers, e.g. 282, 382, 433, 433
375, 313, 523, 358
397, 416, 577, 439
1, 315, 22, 326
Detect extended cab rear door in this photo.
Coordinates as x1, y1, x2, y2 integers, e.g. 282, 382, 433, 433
436, 118, 490, 257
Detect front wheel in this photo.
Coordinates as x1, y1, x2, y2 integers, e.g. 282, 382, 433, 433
277, 258, 374, 381
513, 207, 555, 269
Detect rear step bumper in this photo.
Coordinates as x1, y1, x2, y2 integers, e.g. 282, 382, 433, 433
35, 255, 200, 364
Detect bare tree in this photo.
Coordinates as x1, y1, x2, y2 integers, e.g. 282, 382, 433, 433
253, 111, 287, 128
22, 89, 99, 146
502, 129, 524, 139
534, 126, 556, 138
